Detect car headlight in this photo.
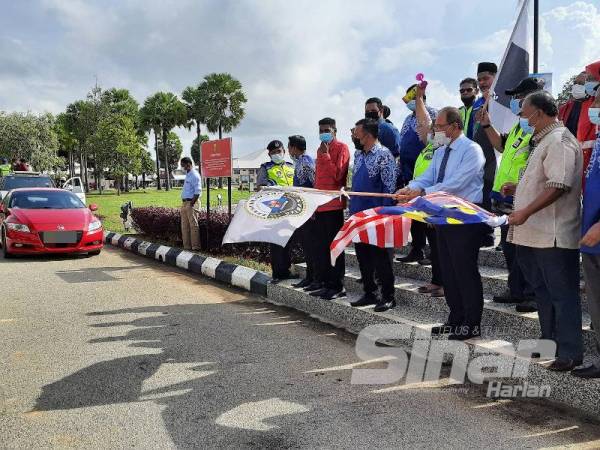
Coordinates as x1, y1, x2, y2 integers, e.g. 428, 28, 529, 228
7, 223, 30, 233
88, 220, 102, 232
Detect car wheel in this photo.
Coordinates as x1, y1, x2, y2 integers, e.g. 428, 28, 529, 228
88, 249, 101, 256
1, 229, 14, 259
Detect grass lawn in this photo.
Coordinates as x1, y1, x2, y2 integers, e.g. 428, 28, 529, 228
89, 187, 252, 233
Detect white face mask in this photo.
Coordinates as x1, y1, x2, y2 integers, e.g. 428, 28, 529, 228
432, 131, 451, 147
271, 153, 285, 164
572, 84, 587, 100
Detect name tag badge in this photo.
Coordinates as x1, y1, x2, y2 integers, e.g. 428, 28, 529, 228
512, 138, 523, 149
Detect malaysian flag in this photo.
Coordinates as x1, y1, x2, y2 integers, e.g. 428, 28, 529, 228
330, 192, 507, 265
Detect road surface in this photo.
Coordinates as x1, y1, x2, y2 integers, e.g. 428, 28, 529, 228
1, 247, 600, 449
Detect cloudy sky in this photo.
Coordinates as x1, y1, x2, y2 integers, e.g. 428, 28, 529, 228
1, 0, 599, 160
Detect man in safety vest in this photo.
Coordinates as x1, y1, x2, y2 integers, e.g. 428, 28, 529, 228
0, 158, 11, 176
458, 78, 479, 140
257, 140, 295, 282
479, 77, 543, 312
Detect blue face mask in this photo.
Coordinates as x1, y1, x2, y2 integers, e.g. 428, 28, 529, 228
510, 98, 522, 115
585, 81, 600, 97
319, 132, 334, 143
519, 116, 534, 135
589, 107, 600, 125
406, 100, 416, 112
271, 153, 285, 164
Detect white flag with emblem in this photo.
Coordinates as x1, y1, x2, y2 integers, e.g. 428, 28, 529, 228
222, 187, 339, 247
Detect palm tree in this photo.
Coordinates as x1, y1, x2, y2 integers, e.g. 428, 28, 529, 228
201, 73, 247, 188
139, 95, 163, 189
182, 84, 209, 171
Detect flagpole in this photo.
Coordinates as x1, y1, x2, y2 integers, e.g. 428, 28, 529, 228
533, 0, 539, 73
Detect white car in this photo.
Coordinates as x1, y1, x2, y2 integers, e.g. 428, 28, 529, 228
62, 177, 86, 204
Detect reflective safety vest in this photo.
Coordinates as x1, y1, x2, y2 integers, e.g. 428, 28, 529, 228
266, 161, 294, 186
0, 164, 11, 176
459, 105, 475, 139
492, 123, 532, 194
413, 143, 436, 179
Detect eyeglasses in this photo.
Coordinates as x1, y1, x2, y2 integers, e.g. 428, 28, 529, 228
433, 122, 453, 131
459, 88, 474, 93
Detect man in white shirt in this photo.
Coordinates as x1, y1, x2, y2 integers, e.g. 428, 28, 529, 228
180, 157, 202, 251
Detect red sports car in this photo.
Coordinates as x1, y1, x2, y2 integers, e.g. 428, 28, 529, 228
0, 188, 103, 258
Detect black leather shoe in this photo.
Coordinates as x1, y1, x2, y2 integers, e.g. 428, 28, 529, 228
572, 364, 600, 378
448, 326, 481, 341
374, 299, 396, 312
292, 278, 312, 288
350, 294, 378, 307
515, 300, 537, 313
396, 251, 425, 263
310, 287, 330, 297
431, 323, 457, 335
303, 282, 323, 292
320, 288, 347, 300
548, 358, 583, 372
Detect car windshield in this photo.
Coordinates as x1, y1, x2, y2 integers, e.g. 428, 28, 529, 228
9, 191, 85, 209
1, 176, 55, 190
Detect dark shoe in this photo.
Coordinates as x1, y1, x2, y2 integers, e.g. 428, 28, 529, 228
430, 288, 445, 298
396, 250, 425, 263
292, 278, 312, 288
310, 288, 330, 297
448, 325, 481, 341
548, 358, 583, 372
571, 364, 600, 378
417, 258, 432, 266
319, 288, 347, 300
493, 291, 526, 304
515, 300, 537, 313
304, 282, 323, 292
431, 323, 458, 335
350, 294, 379, 307
374, 299, 396, 312
418, 284, 440, 294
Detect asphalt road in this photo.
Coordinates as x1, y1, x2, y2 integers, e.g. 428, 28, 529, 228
1, 247, 600, 449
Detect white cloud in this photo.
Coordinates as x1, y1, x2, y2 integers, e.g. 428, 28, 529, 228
375, 39, 438, 73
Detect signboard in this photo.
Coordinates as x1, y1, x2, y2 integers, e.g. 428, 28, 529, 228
201, 138, 232, 178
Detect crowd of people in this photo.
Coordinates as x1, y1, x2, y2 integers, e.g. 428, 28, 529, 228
246, 58, 600, 377
0, 157, 32, 175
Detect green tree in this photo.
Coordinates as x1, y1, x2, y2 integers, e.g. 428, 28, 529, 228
201, 73, 247, 188
139, 95, 163, 190
54, 112, 77, 178
139, 150, 155, 188
557, 74, 577, 106
0, 111, 62, 172
140, 92, 187, 190
190, 134, 209, 166
182, 84, 209, 167
157, 131, 183, 173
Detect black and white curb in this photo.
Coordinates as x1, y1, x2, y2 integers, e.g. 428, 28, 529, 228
103, 231, 270, 296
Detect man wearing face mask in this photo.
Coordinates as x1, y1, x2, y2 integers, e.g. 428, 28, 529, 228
365, 97, 401, 160
396, 107, 487, 340
287, 135, 317, 289
508, 91, 583, 371
572, 86, 600, 379
348, 119, 398, 312
257, 140, 295, 282
579, 63, 600, 180
306, 118, 350, 300
559, 72, 588, 137
479, 77, 542, 310
458, 78, 479, 140
473, 62, 499, 211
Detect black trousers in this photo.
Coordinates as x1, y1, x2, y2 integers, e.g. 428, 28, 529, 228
426, 225, 443, 286
314, 209, 345, 290
355, 243, 395, 300
298, 217, 317, 281
270, 241, 292, 279
409, 220, 427, 254
500, 225, 533, 299
436, 223, 487, 327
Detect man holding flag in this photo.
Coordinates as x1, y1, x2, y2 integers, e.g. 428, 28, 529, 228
396, 107, 487, 340
348, 118, 398, 312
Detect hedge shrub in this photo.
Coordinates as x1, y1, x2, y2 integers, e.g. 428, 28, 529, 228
130, 207, 304, 264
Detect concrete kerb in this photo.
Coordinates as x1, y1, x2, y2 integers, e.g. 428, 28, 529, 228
102, 231, 269, 297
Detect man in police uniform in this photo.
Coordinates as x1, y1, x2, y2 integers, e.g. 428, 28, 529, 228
479, 77, 543, 311
257, 140, 296, 282
0, 158, 11, 176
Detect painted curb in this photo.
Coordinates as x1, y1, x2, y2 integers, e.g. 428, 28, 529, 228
103, 231, 269, 296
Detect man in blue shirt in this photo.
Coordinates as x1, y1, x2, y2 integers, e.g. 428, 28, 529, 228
287, 134, 317, 289
396, 107, 487, 340
349, 118, 398, 312
573, 90, 600, 379
365, 97, 401, 159
180, 157, 202, 251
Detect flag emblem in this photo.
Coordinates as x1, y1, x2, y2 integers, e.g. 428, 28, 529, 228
245, 191, 305, 219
